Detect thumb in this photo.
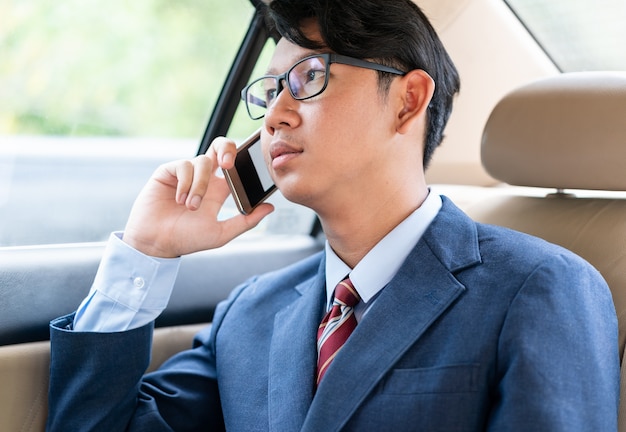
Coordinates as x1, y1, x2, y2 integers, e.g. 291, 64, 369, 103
219, 203, 275, 242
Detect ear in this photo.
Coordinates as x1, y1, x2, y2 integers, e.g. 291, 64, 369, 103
395, 70, 435, 134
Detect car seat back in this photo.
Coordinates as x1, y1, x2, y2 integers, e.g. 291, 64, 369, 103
467, 71, 626, 429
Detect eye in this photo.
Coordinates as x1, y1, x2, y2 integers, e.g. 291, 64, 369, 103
305, 68, 325, 83
265, 88, 277, 103
260, 77, 280, 105
288, 57, 327, 99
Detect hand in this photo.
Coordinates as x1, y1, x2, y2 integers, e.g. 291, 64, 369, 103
122, 137, 274, 258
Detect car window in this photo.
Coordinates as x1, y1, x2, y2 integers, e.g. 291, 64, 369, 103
0, 0, 315, 247
505, 0, 626, 71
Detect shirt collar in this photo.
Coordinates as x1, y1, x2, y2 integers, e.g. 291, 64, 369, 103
324, 192, 442, 306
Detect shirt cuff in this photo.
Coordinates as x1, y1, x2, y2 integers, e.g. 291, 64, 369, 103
73, 232, 181, 332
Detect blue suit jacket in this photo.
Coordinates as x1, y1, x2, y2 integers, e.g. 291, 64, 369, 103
47, 197, 619, 431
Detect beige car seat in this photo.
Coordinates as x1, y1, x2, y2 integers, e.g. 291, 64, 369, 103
467, 71, 626, 429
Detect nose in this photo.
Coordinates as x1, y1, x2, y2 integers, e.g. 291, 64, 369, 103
264, 78, 301, 134
266, 77, 288, 109
272, 78, 287, 102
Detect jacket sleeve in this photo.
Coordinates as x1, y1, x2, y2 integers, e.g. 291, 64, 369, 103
46, 313, 156, 431
46, 314, 225, 432
487, 252, 620, 431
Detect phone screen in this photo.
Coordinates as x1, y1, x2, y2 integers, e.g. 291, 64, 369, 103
223, 129, 276, 214
236, 137, 274, 205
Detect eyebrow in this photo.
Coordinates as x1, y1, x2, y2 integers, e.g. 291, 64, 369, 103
265, 51, 326, 76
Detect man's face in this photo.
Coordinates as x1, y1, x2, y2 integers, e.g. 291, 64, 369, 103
260, 25, 400, 217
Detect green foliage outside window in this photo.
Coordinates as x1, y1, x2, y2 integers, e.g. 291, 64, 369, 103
0, 0, 256, 138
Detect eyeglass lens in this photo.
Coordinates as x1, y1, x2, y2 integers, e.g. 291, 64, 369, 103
245, 56, 328, 120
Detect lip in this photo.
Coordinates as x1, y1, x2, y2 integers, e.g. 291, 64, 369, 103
269, 141, 302, 169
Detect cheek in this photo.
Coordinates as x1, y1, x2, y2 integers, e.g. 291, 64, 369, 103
329, 87, 386, 132
322, 101, 386, 153
261, 135, 271, 164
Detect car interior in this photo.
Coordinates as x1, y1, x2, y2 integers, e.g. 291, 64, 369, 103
1, 0, 625, 430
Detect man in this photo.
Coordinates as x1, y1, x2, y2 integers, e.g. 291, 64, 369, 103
47, 0, 619, 430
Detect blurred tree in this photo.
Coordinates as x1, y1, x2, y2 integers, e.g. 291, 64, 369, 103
0, 0, 258, 138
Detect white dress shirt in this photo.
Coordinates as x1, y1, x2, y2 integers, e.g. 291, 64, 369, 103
73, 232, 180, 332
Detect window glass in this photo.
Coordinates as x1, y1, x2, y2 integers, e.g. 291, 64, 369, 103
229, 40, 277, 141
505, 0, 626, 71
0, 0, 258, 246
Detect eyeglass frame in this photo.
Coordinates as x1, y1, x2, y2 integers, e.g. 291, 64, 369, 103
240, 53, 407, 120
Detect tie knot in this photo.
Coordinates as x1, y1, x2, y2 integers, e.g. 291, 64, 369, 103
333, 278, 360, 308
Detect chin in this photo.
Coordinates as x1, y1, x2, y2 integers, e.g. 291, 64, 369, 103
276, 178, 318, 209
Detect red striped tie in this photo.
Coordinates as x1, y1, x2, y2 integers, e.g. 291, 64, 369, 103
316, 277, 360, 385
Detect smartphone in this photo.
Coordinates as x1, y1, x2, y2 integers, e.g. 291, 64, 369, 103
222, 129, 277, 215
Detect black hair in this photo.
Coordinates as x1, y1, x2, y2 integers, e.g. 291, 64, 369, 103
266, 0, 460, 168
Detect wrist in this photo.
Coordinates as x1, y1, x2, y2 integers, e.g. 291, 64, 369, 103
121, 232, 179, 258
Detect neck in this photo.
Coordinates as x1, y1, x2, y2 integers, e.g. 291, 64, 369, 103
319, 183, 429, 268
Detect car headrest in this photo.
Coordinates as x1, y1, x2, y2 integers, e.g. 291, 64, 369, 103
481, 72, 626, 191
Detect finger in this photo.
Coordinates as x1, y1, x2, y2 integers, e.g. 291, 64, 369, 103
219, 203, 275, 243
172, 160, 194, 205
184, 155, 213, 210
209, 170, 235, 203
207, 137, 237, 169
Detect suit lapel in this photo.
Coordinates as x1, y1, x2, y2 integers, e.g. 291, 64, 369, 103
301, 198, 482, 431
267, 259, 327, 432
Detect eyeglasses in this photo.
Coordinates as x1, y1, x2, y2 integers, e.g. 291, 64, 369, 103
240, 53, 406, 120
